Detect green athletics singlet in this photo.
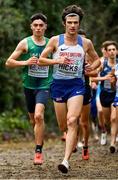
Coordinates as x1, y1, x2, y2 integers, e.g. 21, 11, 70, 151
20, 36, 52, 89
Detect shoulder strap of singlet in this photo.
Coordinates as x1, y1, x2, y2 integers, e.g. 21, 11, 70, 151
59, 34, 64, 46
27, 36, 49, 49
116, 58, 118, 64
103, 58, 108, 69
77, 35, 83, 47
44, 37, 49, 45
100, 58, 108, 77
26, 36, 33, 52
27, 36, 32, 43
59, 34, 83, 47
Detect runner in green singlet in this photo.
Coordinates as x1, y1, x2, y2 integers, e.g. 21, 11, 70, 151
6, 13, 52, 165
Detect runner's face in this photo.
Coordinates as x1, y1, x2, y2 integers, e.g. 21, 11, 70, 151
65, 16, 80, 35
107, 45, 117, 60
31, 19, 47, 37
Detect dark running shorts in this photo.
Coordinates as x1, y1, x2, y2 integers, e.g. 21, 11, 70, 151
83, 85, 91, 105
24, 88, 50, 113
100, 90, 116, 107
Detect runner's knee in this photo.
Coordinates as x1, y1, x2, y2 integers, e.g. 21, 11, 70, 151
34, 113, 44, 124
111, 116, 116, 124
67, 116, 77, 127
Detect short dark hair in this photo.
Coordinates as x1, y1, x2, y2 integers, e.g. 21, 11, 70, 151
30, 13, 47, 23
102, 40, 118, 50
62, 5, 84, 23
78, 29, 86, 36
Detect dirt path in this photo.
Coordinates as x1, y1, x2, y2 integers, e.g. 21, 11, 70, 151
0, 137, 118, 179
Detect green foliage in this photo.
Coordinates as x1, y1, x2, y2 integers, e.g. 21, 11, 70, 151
0, 104, 59, 141
0, 109, 30, 131
0, 4, 26, 56
82, 0, 118, 52
0, 109, 32, 141
0, 58, 25, 112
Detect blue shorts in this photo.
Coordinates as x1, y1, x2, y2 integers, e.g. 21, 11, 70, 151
83, 85, 91, 105
50, 78, 85, 102
24, 88, 50, 113
113, 96, 118, 107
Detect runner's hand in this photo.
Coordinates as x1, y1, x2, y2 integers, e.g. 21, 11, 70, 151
57, 57, 74, 64
84, 63, 93, 73
25, 56, 38, 65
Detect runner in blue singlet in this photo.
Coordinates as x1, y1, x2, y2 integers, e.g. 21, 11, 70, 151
92, 41, 118, 153
39, 5, 100, 173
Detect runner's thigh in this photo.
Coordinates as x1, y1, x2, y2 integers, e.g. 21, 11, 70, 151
67, 95, 83, 118
54, 101, 67, 131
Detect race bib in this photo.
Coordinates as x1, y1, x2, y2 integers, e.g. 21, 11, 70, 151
57, 59, 82, 78
104, 80, 111, 89
28, 65, 49, 78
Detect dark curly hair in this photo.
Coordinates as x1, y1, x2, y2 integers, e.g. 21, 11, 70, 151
62, 5, 84, 23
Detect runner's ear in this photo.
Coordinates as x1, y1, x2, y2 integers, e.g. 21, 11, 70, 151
30, 24, 33, 31
62, 21, 65, 27
44, 23, 47, 30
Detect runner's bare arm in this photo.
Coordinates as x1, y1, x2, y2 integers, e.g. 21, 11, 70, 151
91, 74, 113, 82
86, 70, 98, 77
85, 39, 101, 71
38, 36, 70, 65
84, 53, 99, 77
6, 39, 38, 68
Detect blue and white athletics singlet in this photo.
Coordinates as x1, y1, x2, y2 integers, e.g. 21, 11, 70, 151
52, 34, 85, 79
50, 34, 85, 102
100, 58, 116, 107
100, 59, 115, 93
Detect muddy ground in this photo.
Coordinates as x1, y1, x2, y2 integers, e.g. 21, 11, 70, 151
0, 136, 118, 179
